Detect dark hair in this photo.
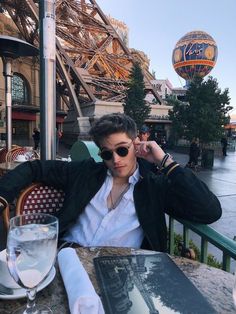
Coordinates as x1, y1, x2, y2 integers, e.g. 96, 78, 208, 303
89, 113, 137, 147
140, 125, 150, 133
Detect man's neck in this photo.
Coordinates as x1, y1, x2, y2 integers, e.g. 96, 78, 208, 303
113, 177, 129, 185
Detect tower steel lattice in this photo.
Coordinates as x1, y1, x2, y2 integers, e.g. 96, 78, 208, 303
0, 0, 162, 118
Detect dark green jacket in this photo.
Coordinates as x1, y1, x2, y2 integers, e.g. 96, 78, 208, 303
0, 158, 222, 252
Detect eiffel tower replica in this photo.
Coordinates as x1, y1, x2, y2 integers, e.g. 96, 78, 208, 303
0, 0, 163, 139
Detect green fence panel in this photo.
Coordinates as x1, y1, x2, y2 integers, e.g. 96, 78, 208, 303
70, 140, 102, 162
168, 216, 236, 272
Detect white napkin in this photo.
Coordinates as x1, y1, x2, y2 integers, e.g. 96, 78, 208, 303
58, 248, 105, 314
16, 154, 27, 162
0, 249, 20, 289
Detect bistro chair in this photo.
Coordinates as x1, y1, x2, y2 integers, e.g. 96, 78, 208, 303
0, 147, 7, 163
0, 146, 21, 163
3, 182, 65, 230
6, 147, 39, 162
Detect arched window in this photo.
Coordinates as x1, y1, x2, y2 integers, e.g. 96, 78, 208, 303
12, 73, 30, 104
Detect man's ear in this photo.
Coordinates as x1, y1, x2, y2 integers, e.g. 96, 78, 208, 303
134, 137, 141, 144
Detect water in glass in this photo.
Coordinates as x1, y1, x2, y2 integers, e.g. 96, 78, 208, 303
233, 275, 236, 308
6, 214, 58, 314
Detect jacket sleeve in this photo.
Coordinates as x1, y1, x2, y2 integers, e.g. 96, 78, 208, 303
162, 166, 222, 224
0, 159, 85, 210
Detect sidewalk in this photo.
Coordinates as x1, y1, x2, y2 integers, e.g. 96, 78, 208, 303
170, 150, 236, 241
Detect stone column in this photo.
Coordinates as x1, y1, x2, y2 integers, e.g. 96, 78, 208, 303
77, 116, 90, 135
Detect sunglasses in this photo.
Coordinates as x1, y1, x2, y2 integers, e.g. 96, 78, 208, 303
99, 141, 133, 161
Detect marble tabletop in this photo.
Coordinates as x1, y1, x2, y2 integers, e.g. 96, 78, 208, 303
0, 247, 235, 313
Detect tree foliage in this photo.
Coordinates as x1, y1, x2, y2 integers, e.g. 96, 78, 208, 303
168, 77, 232, 144
123, 62, 151, 130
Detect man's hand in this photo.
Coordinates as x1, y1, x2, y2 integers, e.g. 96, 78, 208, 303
134, 139, 174, 167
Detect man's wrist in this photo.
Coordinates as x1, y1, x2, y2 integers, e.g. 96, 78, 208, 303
164, 155, 174, 167
161, 161, 180, 176
156, 153, 174, 169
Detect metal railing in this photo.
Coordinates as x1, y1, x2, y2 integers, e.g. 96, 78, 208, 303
168, 216, 236, 272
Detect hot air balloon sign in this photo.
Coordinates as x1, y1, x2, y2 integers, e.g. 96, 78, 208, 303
172, 30, 218, 85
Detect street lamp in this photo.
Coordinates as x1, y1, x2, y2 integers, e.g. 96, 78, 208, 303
39, 0, 56, 160
0, 35, 38, 151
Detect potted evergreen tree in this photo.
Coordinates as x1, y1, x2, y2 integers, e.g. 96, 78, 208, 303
168, 77, 232, 168
123, 62, 151, 130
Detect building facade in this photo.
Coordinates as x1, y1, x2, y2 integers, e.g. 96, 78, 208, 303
0, 13, 66, 145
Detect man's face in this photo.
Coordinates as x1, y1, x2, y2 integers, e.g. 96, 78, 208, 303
139, 132, 150, 142
99, 132, 137, 179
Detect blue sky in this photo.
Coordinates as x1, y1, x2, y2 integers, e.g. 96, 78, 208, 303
96, 0, 236, 114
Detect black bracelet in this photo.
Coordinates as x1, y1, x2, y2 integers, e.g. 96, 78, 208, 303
0, 200, 7, 213
0, 196, 8, 209
159, 153, 170, 169
161, 161, 179, 175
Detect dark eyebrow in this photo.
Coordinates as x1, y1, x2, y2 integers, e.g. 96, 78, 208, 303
114, 141, 131, 147
101, 140, 132, 150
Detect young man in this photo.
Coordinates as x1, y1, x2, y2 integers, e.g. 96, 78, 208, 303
221, 136, 228, 156
138, 125, 150, 142
0, 113, 221, 252
32, 127, 40, 150
187, 137, 200, 170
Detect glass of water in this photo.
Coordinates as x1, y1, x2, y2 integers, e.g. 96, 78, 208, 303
233, 270, 236, 308
6, 213, 58, 314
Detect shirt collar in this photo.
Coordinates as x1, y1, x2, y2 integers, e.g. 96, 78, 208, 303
128, 164, 140, 185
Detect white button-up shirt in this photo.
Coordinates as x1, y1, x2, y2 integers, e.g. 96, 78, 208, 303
63, 167, 144, 248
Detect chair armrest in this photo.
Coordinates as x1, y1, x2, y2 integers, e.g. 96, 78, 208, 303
2, 204, 10, 233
